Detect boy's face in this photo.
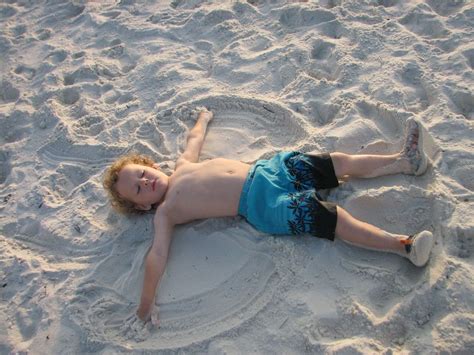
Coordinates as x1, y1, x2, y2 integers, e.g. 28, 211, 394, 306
115, 163, 169, 210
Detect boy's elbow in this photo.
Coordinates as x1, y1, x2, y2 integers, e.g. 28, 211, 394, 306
187, 131, 199, 140
154, 203, 174, 224
144, 245, 169, 278
177, 152, 198, 166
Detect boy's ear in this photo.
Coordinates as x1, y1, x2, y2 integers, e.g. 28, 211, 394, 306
152, 163, 160, 170
135, 204, 152, 211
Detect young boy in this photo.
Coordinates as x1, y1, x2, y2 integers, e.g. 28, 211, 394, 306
103, 108, 434, 324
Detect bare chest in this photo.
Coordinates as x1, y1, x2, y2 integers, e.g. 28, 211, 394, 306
165, 159, 251, 224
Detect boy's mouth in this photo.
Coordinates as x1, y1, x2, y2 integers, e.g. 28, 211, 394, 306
152, 179, 156, 191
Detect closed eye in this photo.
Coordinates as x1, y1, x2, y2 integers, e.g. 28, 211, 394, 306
137, 170, 145, 194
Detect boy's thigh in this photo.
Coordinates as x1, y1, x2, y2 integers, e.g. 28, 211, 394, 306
247, 190, 337, 240
283, 190, 338, 240
286, 152, 339, 190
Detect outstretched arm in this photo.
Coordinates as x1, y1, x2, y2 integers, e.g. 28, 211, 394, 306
176, 108, 213, 167
136, 207, 174, 322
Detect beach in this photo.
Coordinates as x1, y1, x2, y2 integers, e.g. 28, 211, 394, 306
1, 0, 473, 353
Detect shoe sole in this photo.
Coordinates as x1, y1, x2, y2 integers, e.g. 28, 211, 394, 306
409, 231, 434, 267
407, 118, 429, 176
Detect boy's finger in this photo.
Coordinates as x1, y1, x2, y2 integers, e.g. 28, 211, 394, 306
151, 306, 160, 326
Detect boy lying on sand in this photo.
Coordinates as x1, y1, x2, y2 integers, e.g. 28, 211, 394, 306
103, 108, 434, 324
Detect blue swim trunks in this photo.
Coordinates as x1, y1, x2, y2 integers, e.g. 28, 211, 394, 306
238, 152, 339, 240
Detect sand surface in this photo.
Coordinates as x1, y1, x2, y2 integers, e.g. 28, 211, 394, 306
1, 0, 473, 353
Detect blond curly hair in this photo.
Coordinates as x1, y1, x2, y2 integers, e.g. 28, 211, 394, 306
103, 153, 155, 214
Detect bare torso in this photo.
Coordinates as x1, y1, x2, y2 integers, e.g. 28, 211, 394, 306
163, 158, 251, 224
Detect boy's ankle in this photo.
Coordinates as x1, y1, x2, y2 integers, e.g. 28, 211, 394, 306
403, 231, 434, 267
395, 235, 411, 255
396, 154, 412, 175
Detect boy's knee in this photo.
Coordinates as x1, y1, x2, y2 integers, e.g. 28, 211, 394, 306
330, 152, 351, 178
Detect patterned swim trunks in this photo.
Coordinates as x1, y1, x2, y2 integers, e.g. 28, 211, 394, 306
238, 151, 339, 240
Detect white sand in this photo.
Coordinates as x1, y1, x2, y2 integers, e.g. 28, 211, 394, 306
1, 0, 473, 353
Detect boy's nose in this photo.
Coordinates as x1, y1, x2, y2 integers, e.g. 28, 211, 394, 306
140, 178, 149, 186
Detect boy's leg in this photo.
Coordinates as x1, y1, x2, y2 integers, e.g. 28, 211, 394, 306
335, 206, 407, 253
330, 152, 410, 178
335, 206, 434, 267
330, 118, 428, 179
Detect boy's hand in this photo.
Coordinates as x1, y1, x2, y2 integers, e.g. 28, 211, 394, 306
137, 304, 160, 326
150, 306, 160, 326
120, 312, 151, 341
137, 306, 151, 323
196, 107, 213, 123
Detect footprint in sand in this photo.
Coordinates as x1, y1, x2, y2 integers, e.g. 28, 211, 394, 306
442, 151, 474, 192
103, 89, 135, 105
304, 99, 341, 126
0, 34, 13, 54
102, 43, 125, 59
0, 150, 11, 184
318, 0, 344, 9
462, 48, 474, 70
14, 305, 43, 342
12, 24, 27, 37
374, 0, 399, 7
426, 0, 468, 17
56, 87, 80, 105
443, 87, 474, 120
101, 10, 121, 19
45, 49, 68, 64
0, 80, 20, 103
63, 66, 99, 86
398, 5, 450, 39
100, 38, 137, 73
317, 19, 346, 40
35, 28, 52, 41
72, 51, 86, 59
0, 5, 17, 19
311, 39, 336, 61
396, 62, 432, 112
36, 163, 92, 200
279, 7, 335, 29
306, 39, 341, 82
39, 2, 84, 27
442, 225, 474, 260
14, 65, 36, 80
201, 9, 235, 27
148, 9, 192, 26
0, 110, 31, 144
0, 244, 49, 344
72, 115, 106, 137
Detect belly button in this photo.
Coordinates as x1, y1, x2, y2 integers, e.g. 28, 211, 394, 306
227, 170, 234, 174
